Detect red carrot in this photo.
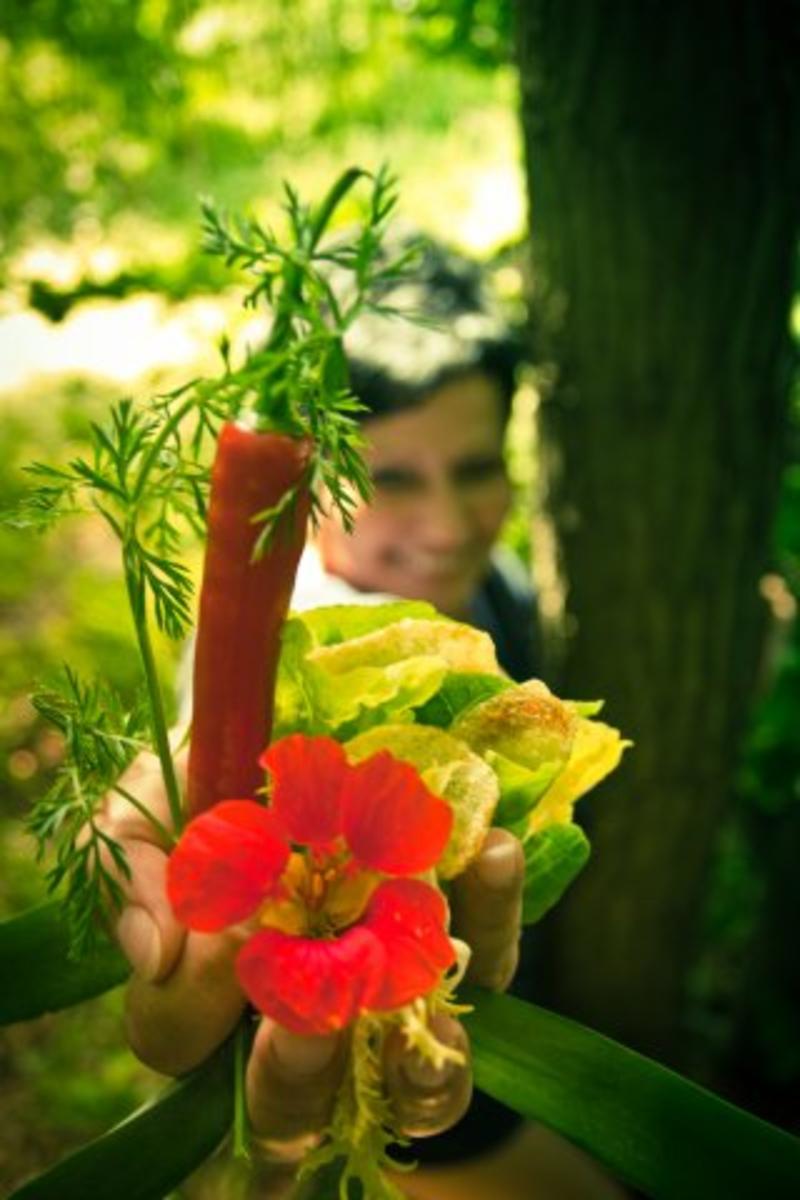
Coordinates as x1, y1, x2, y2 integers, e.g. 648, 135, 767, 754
186, 420, 311, 816
185, 167, 393, 815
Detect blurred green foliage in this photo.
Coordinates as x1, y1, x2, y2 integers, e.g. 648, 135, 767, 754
1, 0, 516, 266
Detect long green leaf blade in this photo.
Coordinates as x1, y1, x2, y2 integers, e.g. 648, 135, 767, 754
9, 1038, 234, 1200
463, 989, 800, 1200
0, 903, 129, 1024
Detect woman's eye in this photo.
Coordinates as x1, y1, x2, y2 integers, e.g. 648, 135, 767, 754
371, 468, 424, 493
454, 457, 507, 486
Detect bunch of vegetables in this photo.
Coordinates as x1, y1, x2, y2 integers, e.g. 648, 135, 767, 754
2, 169, 799, 1200
172, 597, 627, 1195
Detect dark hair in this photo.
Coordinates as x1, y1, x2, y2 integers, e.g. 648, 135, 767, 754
335, 226, 523, 423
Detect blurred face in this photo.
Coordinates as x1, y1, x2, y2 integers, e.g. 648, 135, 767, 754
316, 372, 511, 619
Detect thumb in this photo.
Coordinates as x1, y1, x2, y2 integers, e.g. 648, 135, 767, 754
246, 1018, 346, 1143
115, 841, 185, 982
449, 827, 524, 991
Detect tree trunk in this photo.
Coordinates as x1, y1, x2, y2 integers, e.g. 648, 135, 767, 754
514, 1, 800, 1061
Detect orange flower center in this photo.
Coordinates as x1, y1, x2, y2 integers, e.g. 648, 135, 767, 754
258, 847, 380, 938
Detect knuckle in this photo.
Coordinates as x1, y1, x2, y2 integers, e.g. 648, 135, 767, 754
386, 1016, 472, 1138
248, 1069, 338, 1140
395, 1069, 473, 1138
250, 1092, 332, 1140
124, 985, 182, 1075
451, 880, 523, 934
469, 942, 520, 991
251, 1132, 323, 1165
246, 1024, 343, 1140
456, 898, 523, 951
472, 831, 525, 887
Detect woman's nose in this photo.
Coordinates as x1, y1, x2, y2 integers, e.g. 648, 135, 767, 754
419, 484, 473, 550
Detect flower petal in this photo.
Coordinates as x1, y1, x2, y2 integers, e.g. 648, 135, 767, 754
362, 878, 456, 1010
341, 751, 453, 874
167, 801, 288, 932
236, 925, 386, 1035
260, 734, 347, 848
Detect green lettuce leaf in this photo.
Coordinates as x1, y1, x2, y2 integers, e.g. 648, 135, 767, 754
448, 680, 579, 831
568, 699, 605, 718
308, 616, 499, 675
275, 605, 502, 741
272, 618, 318, 736
413, 671, 512, 728
451, 680, 579, 774
296, 600, 440, 647
274, 643, 447, 741
485, 749, 561, 827
528, 718, 632, 836
522, 824, 591, 925
321, 655, 448, 740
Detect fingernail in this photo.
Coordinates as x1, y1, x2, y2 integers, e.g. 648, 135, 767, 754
271, 1026, 339, 1077
402, 1053, 456, 1091
116, 906, 162, 981
476, 837, 522, 889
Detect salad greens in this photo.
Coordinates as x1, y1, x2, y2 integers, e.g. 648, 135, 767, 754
274, 600, 630, 917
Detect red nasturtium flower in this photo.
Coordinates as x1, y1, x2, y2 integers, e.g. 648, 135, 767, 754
167, 734, 456, 1035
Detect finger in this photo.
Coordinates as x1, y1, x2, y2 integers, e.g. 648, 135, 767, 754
384, 1015, 472, 1138
97, 752, 188, 982
246, 1019, 346, 1144
449, 827, 524, 991
125, 926, 248, 1076
114, 840, 185, 982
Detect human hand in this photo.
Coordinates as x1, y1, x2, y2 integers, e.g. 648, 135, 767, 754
100, 753, 523, 1152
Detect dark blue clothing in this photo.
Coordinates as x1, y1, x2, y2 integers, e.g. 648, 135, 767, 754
469, 546, 541, 684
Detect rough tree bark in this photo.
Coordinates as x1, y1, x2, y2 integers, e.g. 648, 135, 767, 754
514, 1, 800, 1061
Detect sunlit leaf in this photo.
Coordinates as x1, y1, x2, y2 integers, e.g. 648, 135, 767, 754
488, 748, 560, 827
275, 608, 491, 739
308, 616, 499, 676
451, 679, 578, 775
529, 717, 631, 833
293, 600, 438, 647
413, 670, 511, 728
